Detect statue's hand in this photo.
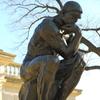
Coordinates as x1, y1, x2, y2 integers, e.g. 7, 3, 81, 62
62, 24, 81, 36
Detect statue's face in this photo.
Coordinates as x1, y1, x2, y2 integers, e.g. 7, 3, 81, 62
62, 11, 81, 24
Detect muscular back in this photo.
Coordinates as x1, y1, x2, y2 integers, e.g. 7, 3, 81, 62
23, 18, 58, 63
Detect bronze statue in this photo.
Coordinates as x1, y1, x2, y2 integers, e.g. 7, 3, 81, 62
19, 1, 85, 100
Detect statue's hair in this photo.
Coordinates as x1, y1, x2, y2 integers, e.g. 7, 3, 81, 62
61, 1, 83, 14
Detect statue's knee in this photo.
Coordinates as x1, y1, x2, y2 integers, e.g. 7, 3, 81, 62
20, 66, 32, 81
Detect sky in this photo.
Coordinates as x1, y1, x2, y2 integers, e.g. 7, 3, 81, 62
0, 0, 100, 100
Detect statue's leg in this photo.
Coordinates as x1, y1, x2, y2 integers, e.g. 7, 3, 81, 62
20, 56, 43, 81
19, 56, 47, 100
54, 57, 76, 100
55, 53, 85, 100
37, 55, 60, 100
19, 55, 59, 100
59, 64, 84, 100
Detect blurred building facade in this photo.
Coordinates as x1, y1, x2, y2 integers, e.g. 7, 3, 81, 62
0, 50, 81, 100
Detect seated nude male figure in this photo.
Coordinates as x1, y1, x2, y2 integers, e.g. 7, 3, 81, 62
19, 1, 85, 100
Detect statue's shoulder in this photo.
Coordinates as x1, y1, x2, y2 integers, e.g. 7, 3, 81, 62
36, 17, 58, 35
42, 17, 54, 26
35, 17, 52, 32
40, 17, 57, 31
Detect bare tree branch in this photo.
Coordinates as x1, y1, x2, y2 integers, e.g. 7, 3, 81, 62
85, 66, 100, 71
82, 27, 100, 37
31, 9, 47, 16
33, 2, 60, 13
56, 0, 63, 9
14, 31, 29, 48
15, 7, 38, 22
79, 49, 89, 54
81, 37, 100, 56
27, 16, 47, 34
82, 27, 100, 31
96, 31, 100, 37
12, 2, 59, 23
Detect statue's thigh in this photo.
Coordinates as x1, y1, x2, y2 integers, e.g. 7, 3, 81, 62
37, 55, 60, 100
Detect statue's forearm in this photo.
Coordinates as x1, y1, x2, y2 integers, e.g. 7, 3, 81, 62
64, 32, 82, 58
70, 33, 82, 53
62, 24, 82, 55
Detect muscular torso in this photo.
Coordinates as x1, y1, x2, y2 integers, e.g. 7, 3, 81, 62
23, 18, 58, 63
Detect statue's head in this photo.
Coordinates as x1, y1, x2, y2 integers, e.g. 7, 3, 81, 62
60, 1, 82, 24
62, 1, 83, 14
